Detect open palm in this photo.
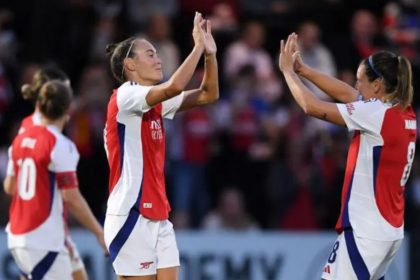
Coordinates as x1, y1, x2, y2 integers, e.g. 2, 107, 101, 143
203, 20, 217, 55
192, 12, 206, 50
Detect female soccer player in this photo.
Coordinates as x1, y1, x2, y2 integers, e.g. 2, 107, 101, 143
279, 33, 415, 280
103, 12, 218, 280
8, 66, 101, 280
4, 81, 106, 280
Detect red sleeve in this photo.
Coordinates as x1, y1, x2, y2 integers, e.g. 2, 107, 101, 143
56, 172, 79, 190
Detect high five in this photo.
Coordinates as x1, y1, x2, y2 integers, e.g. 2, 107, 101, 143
103, 12, 218, 280
279, 33, 415, 280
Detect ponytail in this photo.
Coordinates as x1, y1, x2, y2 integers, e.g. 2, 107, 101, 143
364, 51, 414, 109
21, 67, 70, 103
395, 56, 413, 109
38, 80, 73, 120
21, 83, 39, 101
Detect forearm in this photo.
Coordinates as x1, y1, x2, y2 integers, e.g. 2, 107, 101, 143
199, 53, 219, 103
168, 46, 204, 94
3, 176, 15, 196
66, 193, 102, 236
283, 70, 345, 125
300, 65, 358, 103
284, 70, 318, 113
178, 53, 219, 111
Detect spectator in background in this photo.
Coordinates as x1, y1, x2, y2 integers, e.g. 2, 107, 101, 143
0, 9, 17, 69
208, 3, 239, 62
209, 3, 238, 33
180, 0, 240, 16
145, 14, 180, 80
224, 20, 282, 102
331, 10, 388, 81
89, 15, 118, 63
212, 65, 273, 227
350, 10, 385, 59
169, 107, 213, 229
167, 69, 214, 229
69, 64, 111, 158
68, 63, 111, 220
203, 187, 259, 230
0, 9, 15, 129
297, 21, 337, 100
123, 0, 178, 33
240, 0, 289, 15
383, 2, 420, 62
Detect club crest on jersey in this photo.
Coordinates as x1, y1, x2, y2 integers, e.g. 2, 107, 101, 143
150, 120, 163, 140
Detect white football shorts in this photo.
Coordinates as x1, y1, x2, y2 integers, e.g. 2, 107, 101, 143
11, 247, 72, 280
321, 229, 402, 280
104, 213, 180, 276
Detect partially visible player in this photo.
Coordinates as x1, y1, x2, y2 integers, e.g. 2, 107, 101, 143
104, 12, 218, 280
18, 67, 70, 133
10, 66, 94, 280
3, 81, 107, 280
279, 34, 415, 280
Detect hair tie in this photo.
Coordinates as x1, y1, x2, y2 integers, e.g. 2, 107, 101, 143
368, 56, 382, 78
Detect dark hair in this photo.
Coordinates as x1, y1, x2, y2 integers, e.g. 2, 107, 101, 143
106, 37, 138, 84
37, 80, 73, 120
363, 51, 413, 109
21, 67, 69, 102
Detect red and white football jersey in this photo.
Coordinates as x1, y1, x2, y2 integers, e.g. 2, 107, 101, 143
18, 111, 41, 134
104, 81, 184, 220
7, 125, 80, 251
336, 99, 416, 240
6, 111, 42, 176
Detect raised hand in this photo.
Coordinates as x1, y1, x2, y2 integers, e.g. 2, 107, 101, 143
192, 12, 206, 52
279, 33, 300, 73
289, 33, 305, 74
202, 20, 217, 55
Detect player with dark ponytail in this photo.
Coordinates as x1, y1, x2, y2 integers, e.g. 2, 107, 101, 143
279, 33, 415, 280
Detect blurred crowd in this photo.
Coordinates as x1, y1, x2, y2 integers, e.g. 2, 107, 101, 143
1, 0, 420, 232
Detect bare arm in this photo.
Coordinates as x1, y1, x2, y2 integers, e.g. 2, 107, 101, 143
299, 65, 359, 103
146, 12, 206, 107
283, 70, 345, 125
290, 33, 359, 103
146, 46, 204, 107
280, 34, 345, 126
61, 188, 108, 255
180, 53, 219, 111
180, 19, 219, 111
3, 175, 15, 195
